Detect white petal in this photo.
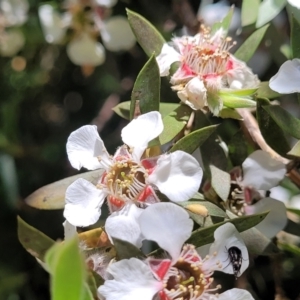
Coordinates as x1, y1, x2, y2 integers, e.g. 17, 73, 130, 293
105, 204, 144, 248
67, 33, 105, 66
156, 43, 181, 76
38, 5, 66, 44
95, 0, 117, 7
205, 223, 249, 277
217, 289, 254, 300
63, 220, 77, 240
269, 59, 300, 93
245, 197, 287, 238
64, 178, 106, 226
148, 151, 203, 202
242, 150, 286, 190
177, 78, 208, 110
121, 111, 163, 161
67, 125, 110, 170
139, 203, 193, 262
98, 258, 162, 300
288, 0, 300, 9
0, 29, 25, 57
101, 16, 136, 51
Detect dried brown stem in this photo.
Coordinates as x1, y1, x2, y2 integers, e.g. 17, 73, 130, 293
236, 108, 290, 165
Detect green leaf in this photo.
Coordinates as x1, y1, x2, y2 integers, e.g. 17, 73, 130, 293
241, 0, 260, 26
262, 103, 300, 139
257, 81, 282, 99
211, 6, 234, 36
126, 9, 165, 57
25, 170, 102, 210
234, 25, 269, 62
112, 238, 146, 259
256, 0, 287, 28
288, 141, 300, 157
169, 125, 217, 154
228, 130, 248, 166
159, 105, 192, 145
46, 237, 92, 300
17, 216, 55, 261
287, 207, 300, 216
256, 98, 290, 157
218, 108, 243, 120
279, 242, 300, 256
113, 101, 179, 120
130, 54, 160, 120
221, 94, 256, 109
291, 15, 300, 59
187, 212, 268, 248
210, 165, 231, 201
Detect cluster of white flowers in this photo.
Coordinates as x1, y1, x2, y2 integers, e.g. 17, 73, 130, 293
0, 0, 29, 56
38, 0, 136, 67
61, 111, 289, 299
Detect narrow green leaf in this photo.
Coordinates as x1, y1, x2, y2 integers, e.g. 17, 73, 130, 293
256, 98, 290, 157
287, 207, 300, 216
279, 242, 300, 256
126, 9, 165, 57
288, 141, 300, 157
17, 216, 55, 261
228, 130, 248, 166
46, 237, 91, 300
241, 0, 260, 26
291, 15, 300, 59
218, 108, 243, 120
187, 212, 268, 248
169, 125, 217, 154
25, 170, 102, 210
262, 104, 300, 139
221, 95, 256, 109
257, 81, 282, 99
210, 165, 231, 201
130, 54, 160, 119
113, 101, 179, 120
234, 24, 269, 62
159, 105, 192, 145
287, 2, 300, 28
256, 0, 287, 28
220, 88, 257, 97
211, 6, 234, 36
112, 238, 146, 260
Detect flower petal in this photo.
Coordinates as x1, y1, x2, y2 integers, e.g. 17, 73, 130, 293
64, 178, 106, 226
242, 150, 286, 190
139, 202, 193, 262
105, 204, 144, 248
177, 77, 208, 110
67, 125, 110, 170
288, 0, 300, 9
269, 59, 300, 94
245, 197, 287, 238
121, 111, 163, 161
148, 151, 203, 202
217, 289, 254, 300
156, 43, 181, 76
63, 220, 77, 240
204, 223, 249, 277
98, 258, 162, 300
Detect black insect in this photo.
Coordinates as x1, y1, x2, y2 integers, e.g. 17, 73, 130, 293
225, 246, 243, 279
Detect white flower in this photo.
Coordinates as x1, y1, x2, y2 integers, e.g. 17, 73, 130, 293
156, 27, 259, 115
0, 29, 25, 57
99, 202, 251, 300
100, 16, 136, 52
66, 32, 106, 66
0, 0, 29, 26
288, 0, 300, 9
38, 4, 67, 44
269, 59, 300, 94
64, 111, 203, 226
227, 150, 287, 238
